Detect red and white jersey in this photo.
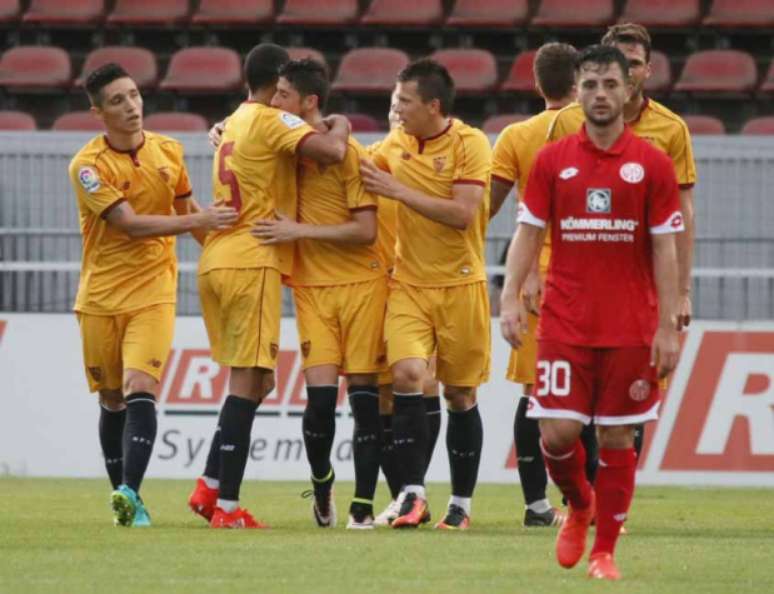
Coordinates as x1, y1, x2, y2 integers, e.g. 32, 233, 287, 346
519, 125, 683, 347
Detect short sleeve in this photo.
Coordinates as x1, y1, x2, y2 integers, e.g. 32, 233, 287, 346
452, 129, 491, 187
519, 147, 553, 228
647, 150, 684, 235
69, 158, 124, 218
174, 147, 193, 199
491, 125, 520, 186
668, 120, 697, 188
260, 108, 317, 156
344, 142, 378, 210
368, 131, 397, 172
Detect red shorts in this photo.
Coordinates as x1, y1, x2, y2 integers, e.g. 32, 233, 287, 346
526, 340, 660, 426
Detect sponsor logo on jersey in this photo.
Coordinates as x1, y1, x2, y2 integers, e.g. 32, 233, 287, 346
78, 166, 101, 193
586, 188, 612, 213
620, 162, 645, 184
559, 166, 579, 180
280, 112, 305, 129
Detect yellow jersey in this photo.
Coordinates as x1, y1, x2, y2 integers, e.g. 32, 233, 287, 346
69, 131, 193, 315
199, 102, 316, 275
547, 98, 697, 187
291, 137, 381, 286
371, 119, 491, 287
367, 139, 398, 273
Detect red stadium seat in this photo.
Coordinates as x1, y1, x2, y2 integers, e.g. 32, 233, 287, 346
682, 115, 725, 135
703, 0, 774, 28
76, 47, 158, 90
500, 51, 536, 93
618, 0, 700, 27
446, 0, 529, 28
52, 111, 104, 131
332, 48, 409, 93
0, 46, 71, 90
145, 112, 208, 132
532, 0, 614, 27
0, 110, 37, 130
482, 113, 530, 134
107, 0, 189, 27
757, 60, 774, 94
740, 117, 774, 135
645, 50, 672, 94
22, 0, 104, 26
287, 47, 328, 70
674, 50, 757, 94
276, 0, 358, 26
159, 47, 242, 93
430, 49, 497, 94
192, 0, 274, 26
360, 0, 443, 26
0, 0, 20, 24
346, 113, 381, 132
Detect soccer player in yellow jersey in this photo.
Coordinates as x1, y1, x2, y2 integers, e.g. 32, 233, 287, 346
361, 59, 491, 529
187, 44, 350, 529
489, 43, 578, 528
69, 63, 238, 527
251, 59, 384, 529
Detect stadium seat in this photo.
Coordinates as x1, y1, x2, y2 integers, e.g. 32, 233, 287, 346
682, 115, 725, 135
191, 0, 274, 26
107, 0, 189, 27
500, 50, 536, 93
0, 46, 71, 90
75, 47, 158, 90
145, 112, 208, 132
346, 113, 381, 132
531, 0, 614, 27
618, 0, 700, 27
332, 48, 409, 93
757, 60, 774, 94
674, 50, 758, 94
159, 47, 242, 93
22, 0, 104, 25
276, 0, 358, 26
287, 47, 328, 70
52, 111, 104, 131
0, 0, 20, 24
360, 0, 443, 26
0, 110, 37, 130
645, 50, 672, 94
482, 113, 530, 134
703, 0, 774, 28
741, 117, 774, 135
445, 0, 529, 28
430, 49, 497, 94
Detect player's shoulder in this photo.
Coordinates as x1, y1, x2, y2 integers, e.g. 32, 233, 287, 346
259, 105, 307, 131
145, 130, 185, 156
643, 99, 690, 134
628, 130, 676, 170
451, 118, 488, 142
552, 102, 584, 125
69, 134, 109, 173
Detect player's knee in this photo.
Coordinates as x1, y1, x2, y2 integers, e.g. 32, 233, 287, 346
391, 359, 426, 392
538, 419, 583, 452
443, 386, 476, 411
262, 372, 276, 397
123, 371, 159, 398
596, 425, 635, 449
99, 389, 125, 411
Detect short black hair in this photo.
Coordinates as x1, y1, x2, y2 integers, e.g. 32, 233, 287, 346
279, 58, 330, 111
85, 63, 131, 106
575, 44, 630, 83
397, 59, 455, 116
244, 43, 290, 93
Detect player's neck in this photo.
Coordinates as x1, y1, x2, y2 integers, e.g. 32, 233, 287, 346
305, 110, 326, 132
104, 129, 144, 152
417, 116, 450, 140
248, 88, 274, 106
544, 96, 572, 110
586, 118, 625, 151
623, 93, 645, 123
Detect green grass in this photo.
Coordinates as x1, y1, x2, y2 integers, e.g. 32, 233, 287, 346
1, 479, 772, 594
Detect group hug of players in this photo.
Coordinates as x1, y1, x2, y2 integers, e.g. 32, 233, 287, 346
69, 20, 694, 581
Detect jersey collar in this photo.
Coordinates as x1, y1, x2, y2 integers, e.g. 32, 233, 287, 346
578, 123, 632, 156
414, 118, 453, 153
103, 132, 146, 166
627, 96, 650, 126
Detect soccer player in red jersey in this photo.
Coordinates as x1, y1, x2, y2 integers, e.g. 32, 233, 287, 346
500, 45, 682, 580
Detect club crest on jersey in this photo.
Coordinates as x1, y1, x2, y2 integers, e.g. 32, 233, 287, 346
433, 156, 447, 173
620, 162, 645, 184
559, 166, 579, 180
78, 166, 101, 193
586, 188, 611, 213
629, 379, 650, 402
279, 111, 304, 129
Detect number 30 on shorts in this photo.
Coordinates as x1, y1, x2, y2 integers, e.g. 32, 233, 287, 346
536, 360, 571, 397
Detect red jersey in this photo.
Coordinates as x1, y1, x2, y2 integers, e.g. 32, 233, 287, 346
519, 125, 683, 347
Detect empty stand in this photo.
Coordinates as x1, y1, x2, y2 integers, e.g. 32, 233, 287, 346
287, 47, 328, 70
0, 0, 19, 24
482, 113, 530, 134
674, 50, 758, 94
159, 47, 242, 93
22, 0, 104, 26
145, 112, 208, 132
52, 111, 104, 131
531, 0, 614, 27
682, 115, 725, 135
360, 0, 443, 26
0, 110, 37, 130
703, 0, 774, 28
0, 46, 71, 90
445, 0, 529, 28
276, 0, 358, 26
500, 51, 536, 93
346, 113, 381, 132
107, 0, 189, 27
332, 48, 409, 93
191, 0, 274, 26
645, 50, 672, 94
431, 49, 497, 94
618, 0, 700, 27
741, 117, 774, 135
76, 47, 158, 90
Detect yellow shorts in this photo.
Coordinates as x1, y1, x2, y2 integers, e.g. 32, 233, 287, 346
199, 267, 281, 369
506, 311, 539, 384
385, 280, 490, 387
293, 277, 388, 374
77, 303, 175, 393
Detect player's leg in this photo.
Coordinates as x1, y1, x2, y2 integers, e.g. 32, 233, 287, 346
422, 355, 441, 475
346, 373, 380, 529
98, 389, 126, 490
374, 379, 402, 525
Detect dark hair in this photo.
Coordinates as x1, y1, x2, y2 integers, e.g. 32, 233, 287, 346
601, 23, 652, 63
575, 44, 630, 82
397, 58, 455, 116
85, 63, 131, 106
278, 58, 330, 111
533, 42, 577, 101
244, 43, 290, 93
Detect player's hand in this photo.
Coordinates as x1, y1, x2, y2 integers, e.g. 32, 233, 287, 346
208, 120, 225, 149
676, 293, 692, 331
201, 203, 238, 230
521, 269, 543, 315
500, 289, 529, 349
650, 325, 679, 379
323, 114, 352, 134
251, 212, 303, 244
360, 158, 404, 200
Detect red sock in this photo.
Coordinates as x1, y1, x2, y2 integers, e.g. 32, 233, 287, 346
540, 439, 593, 510
591, 447, 637, 557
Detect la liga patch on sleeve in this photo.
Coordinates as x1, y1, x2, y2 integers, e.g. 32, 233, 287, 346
279, 111, 305, 129
78, 166, 101, 193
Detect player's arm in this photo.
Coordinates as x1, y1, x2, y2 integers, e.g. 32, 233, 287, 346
297, 115, 350, 165
252, 208, 376, 245
489, 177, 513, 219
173, 196, 208, 246
500, 222, 543, 348
106, 201, 237, 239
651, 232, 680, 378
675, 187, 695, 330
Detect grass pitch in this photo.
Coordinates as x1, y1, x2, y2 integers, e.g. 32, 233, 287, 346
1, 479, 772, 594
